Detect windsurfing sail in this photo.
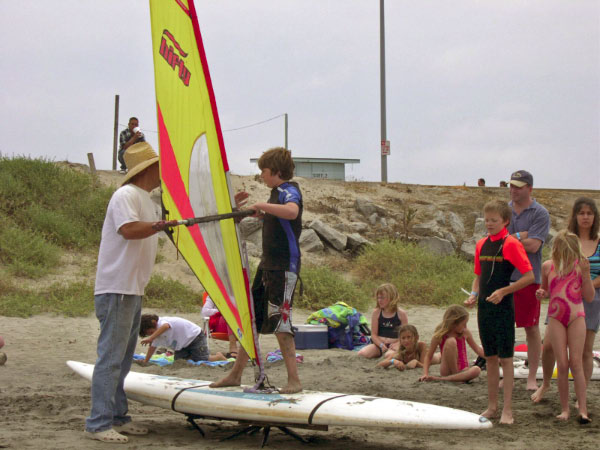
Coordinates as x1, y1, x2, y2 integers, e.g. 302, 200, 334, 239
148, 0, 260, 366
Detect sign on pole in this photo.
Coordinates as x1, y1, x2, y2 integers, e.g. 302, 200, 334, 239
381, 140, 390, 156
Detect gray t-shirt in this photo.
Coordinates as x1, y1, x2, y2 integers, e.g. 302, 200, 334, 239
508, 199, 550, 284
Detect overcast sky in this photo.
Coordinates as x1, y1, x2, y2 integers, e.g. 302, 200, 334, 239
1, 1, 598, 189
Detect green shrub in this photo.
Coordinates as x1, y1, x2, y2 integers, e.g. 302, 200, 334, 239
0, 280, 93, 317
0, 221, 61, 278
353, 239, 474, 306
0, 156, 112, 252
144, 275, 203, 312
23, 204, 87, 249
295, 265, 370, 311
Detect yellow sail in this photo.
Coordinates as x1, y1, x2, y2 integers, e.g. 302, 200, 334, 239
149, 0, 257, 361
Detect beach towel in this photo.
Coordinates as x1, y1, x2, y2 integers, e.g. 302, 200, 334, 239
133, 353, 233, 367
266, 349, 303, 363
306, 302, 370, 350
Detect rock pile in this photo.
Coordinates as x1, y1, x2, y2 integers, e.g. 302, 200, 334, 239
239, 196, 559, 262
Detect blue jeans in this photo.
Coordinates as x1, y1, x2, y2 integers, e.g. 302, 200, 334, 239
85, 293, 141, 432
118, 148, 127, 171
174, 333, 209, 361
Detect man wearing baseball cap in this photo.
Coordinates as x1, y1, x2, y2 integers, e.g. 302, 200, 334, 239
507, 170, 550, 391
85, 142, 176, 443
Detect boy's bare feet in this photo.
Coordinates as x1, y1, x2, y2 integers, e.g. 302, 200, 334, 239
526, 378, 538, 391
499, 410, 514, 425
209, 374, 241, 388
531, 384, 549, 403
481, 407, 497, 419
556, 411, 569, 421
278, 382, 302, 394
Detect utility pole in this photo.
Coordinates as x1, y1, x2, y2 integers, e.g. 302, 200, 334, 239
379, 0, 388, 183
284, 113, 288, 150
112, 94, 119, 171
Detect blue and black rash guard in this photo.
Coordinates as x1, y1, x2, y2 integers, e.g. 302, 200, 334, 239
260, 181, 303, 274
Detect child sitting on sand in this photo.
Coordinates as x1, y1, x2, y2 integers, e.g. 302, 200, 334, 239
0, 335, 6, 365
139, 314, 226, 364
419, 305, 484, 383
535, 230, 595, 423
358, 283, 408, 359
377, 324, 439, 370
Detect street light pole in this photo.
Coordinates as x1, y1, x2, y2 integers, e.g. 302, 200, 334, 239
379, 0, 388, 183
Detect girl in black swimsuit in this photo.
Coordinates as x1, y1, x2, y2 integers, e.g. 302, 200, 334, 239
358, 283, 409, 359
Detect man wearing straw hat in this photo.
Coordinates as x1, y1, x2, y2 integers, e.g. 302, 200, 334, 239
85, 142, 176, 443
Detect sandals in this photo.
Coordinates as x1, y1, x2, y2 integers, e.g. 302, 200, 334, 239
84, 429, 128, 443
113, 422, 149, 435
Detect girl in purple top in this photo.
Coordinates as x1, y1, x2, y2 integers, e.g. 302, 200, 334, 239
536, 230, 595, 423
420, 305, 484, 383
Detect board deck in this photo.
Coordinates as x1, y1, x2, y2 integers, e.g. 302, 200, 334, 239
67, 361, 491, 430
502, 359, 600, 380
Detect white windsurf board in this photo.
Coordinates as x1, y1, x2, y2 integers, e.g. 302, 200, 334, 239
68, 361, 491, 430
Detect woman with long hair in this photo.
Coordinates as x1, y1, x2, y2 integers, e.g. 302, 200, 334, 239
568, 197, 600, 386
532, 197, 600, 406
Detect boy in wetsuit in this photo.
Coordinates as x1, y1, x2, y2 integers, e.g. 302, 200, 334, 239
465, 200, 533, 424
211, 147, 303, 393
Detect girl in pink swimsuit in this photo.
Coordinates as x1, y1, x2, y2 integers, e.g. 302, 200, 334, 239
537, 230, 595, 423
419, 305, 484, 383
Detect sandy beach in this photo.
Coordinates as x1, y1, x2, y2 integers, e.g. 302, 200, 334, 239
1, 305, 598, 450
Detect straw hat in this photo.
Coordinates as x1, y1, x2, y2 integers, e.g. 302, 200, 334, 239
121, 142, 159, 186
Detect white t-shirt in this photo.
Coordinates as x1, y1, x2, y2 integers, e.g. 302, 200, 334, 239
94, 184, 160, 296
152, 317, 202, 351
201, 296, 219, 317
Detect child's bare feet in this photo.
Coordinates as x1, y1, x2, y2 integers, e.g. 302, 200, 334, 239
481, 407, 497, 419
278, 382, 302, 394
209, 374, 241, 388
578, 415, 592, 425
556, 411, 569, 421
499, 410, 514, 424
526, 378, 538, 391
531, 384, 549, 403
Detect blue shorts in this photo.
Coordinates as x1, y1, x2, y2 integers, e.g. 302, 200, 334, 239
584, 287, 600, 333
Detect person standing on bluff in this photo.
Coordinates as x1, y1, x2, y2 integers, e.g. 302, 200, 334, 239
118, 117, 145, 173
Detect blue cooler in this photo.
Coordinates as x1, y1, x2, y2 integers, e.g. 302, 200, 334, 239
293, 324, 328, 350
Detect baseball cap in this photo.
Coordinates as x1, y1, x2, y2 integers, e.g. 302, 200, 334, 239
509, 170, 533, 187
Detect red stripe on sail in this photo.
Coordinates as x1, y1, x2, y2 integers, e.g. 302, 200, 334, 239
187, 0, 230, 172
157, 104, 242, 328
173, 0, 190, 16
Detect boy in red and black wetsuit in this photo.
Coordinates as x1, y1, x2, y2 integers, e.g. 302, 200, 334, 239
211, 147, 303, 394
465, 200, 533, 425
